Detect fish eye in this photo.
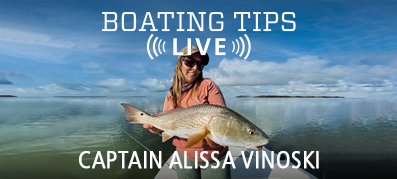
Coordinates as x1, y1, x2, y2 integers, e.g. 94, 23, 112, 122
248, 129, 256, 135
140, 113, 143, 116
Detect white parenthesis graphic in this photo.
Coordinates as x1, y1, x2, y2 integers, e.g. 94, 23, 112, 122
235, 39, 240, 55
244, 34, 251, 60
239, 37, 245, 57
153, 37, 158, 57
232, 41, 235, 52
147, 34, 154, 59
163, 41, 166, 52
158, 39, 162, 54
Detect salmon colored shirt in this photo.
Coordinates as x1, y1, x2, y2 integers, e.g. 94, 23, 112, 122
163, 78, 228, 162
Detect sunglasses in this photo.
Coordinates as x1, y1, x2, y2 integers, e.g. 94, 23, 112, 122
182, 57, 205, 71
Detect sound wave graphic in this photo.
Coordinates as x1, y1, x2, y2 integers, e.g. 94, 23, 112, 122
147, 34, 166, 59
231, 34, 251, 60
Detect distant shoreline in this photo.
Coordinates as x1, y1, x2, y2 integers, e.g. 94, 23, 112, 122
0, 95, 17, 97
1, 95, 148, 98
236, 95, 345, 98
53, 96, 146, 98
54, 96, 107, 97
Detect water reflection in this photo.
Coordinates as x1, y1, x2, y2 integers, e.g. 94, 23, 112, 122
0, 97, 396, 178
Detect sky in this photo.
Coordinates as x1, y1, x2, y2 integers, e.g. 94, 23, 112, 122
0, 0, 396, 98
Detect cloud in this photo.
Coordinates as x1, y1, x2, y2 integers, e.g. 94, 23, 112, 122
0, 71, 27, 85
95, 78, 137, 93
205, 56, 331, 86
0, 70, 33, 83
0, 27, 75, 48
56, 82, 91, 91
205, 56, 397, 98
0, 26, 142, 64
0, 83, 93, 95
0, 77, 171, 96
0, 77, 13, 85
221, 86, 269, 94
81, 62, 106, 74
0, 79, 136, 95
36, 84, 88, 94
205, 56, 397, 86
272, 80, 352, 94
219, 80, 396, 98
0, 71, 26, 76
140, 78, 172, 92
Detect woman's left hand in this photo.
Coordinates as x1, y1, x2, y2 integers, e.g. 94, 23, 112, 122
143, 123, 163, 136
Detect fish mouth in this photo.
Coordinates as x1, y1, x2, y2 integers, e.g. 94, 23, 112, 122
256, 138, 269, 151
256, 146, 264, 151
253, 139, 269, 151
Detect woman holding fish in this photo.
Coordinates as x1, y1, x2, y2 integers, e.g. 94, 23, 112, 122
143, 45, 231, 179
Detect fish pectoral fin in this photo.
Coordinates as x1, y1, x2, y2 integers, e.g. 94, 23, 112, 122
185, 130, 210, 148
205, 137, 218, 148
161, 132, 173, 142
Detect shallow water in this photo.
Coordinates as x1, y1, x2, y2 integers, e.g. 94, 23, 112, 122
0, 97, 396, 178
226, 98, 397, 178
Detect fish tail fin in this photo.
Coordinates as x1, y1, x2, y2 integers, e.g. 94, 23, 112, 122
121, 103, 150, 123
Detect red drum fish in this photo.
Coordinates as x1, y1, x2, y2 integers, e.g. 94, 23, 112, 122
121, 103, 269, 151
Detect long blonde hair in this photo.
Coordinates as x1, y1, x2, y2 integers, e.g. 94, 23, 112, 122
170, 55, 203, 109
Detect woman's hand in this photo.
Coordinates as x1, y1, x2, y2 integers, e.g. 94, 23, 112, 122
202, 137, 222, 148
143, 113, 163, 136
143, 123, 163, 136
